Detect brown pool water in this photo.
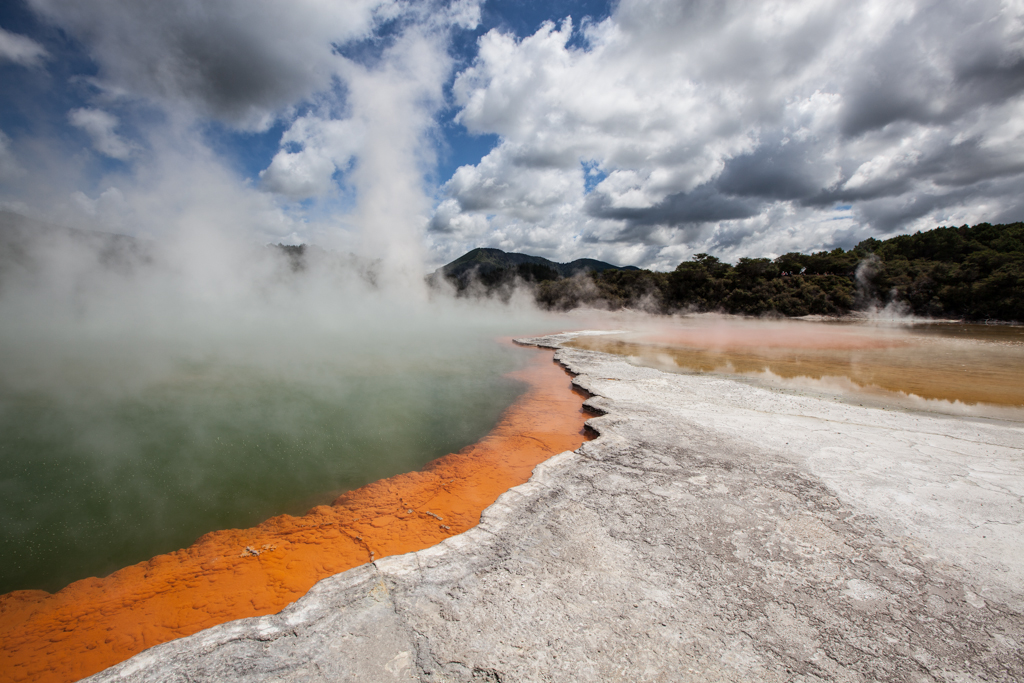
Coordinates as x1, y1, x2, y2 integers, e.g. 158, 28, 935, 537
566, 317, 1024, 419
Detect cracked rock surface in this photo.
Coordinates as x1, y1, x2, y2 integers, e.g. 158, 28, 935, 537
89, 334, 1024, 682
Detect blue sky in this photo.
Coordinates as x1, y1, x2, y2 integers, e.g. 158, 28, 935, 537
198, 0, 615, 186
1, 0, 1022, 270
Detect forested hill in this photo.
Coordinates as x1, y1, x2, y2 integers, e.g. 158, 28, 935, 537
445, 223, 1024, 322
434, 247, 639, 291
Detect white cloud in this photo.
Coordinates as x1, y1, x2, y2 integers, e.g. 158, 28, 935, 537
9, 0, 1022, 273
446, 0, 482, 30
260, 117, 364, 199
259, 147, 337, 199
433, 0, 1024, 268
843, 137, 925, 192
444, 142, 584, 220
68, 108, 135, 160
0, 27, 48, 67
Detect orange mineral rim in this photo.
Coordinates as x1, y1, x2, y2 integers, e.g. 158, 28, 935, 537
0, 346, 592, 683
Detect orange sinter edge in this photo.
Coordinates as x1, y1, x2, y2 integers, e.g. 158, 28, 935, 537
0, 347, 592, 683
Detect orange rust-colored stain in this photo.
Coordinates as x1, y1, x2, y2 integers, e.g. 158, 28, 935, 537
0, 348, 590, 683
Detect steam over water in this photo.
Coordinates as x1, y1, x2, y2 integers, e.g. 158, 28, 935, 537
0, 226, 554, 594
4, 221, 1021, 597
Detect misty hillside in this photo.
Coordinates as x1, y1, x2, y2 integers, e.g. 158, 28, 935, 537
0, 211, 383, 288
0, 211, 146, 251
435, 247, 639, 291
0, 211, 154, 282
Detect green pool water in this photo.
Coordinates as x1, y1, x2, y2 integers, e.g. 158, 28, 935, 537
0, 337, 536, 595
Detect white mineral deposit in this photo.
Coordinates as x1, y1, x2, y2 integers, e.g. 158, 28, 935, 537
86, 332, 1024, 682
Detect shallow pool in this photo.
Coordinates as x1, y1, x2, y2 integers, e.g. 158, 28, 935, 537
567, 316, 1024, 419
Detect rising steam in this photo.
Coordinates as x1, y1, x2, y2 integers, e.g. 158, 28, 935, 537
0, 6, 562, 594
0, 205, 556, 593
854, 254, 913, 320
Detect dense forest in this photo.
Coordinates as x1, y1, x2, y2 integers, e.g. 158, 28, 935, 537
438, 222, 1024, 322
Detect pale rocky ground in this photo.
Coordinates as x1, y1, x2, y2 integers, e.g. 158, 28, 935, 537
89, 333, 1024, 682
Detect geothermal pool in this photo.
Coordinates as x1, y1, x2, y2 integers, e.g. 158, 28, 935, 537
0, 342, 591, 683
567, 317, 1024, 419
3, 307, 1023, 683
0, 337, 535, 595
5, 314, 1021, 598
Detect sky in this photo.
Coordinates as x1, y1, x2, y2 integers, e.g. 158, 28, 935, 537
1, 0, 1022, 272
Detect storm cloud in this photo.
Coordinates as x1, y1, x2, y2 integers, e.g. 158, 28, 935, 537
26, 0, 390, 127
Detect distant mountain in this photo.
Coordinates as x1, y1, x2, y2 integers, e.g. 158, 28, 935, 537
437, 247, 638, 284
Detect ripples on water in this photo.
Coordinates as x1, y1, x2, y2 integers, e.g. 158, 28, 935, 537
567, 316, 1024, 420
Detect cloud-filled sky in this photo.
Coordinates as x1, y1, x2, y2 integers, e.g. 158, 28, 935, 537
1, 0, 1022, 271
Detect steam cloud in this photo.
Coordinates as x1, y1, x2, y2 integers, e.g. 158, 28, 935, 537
0, 204, 552, 592
4, 0, 482, 285
0, 1, 555, 593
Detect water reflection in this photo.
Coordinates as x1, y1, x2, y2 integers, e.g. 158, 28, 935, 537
566, 317, 1024, 420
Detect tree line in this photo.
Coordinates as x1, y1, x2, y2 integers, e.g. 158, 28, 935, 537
448, 222, 1024, 322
